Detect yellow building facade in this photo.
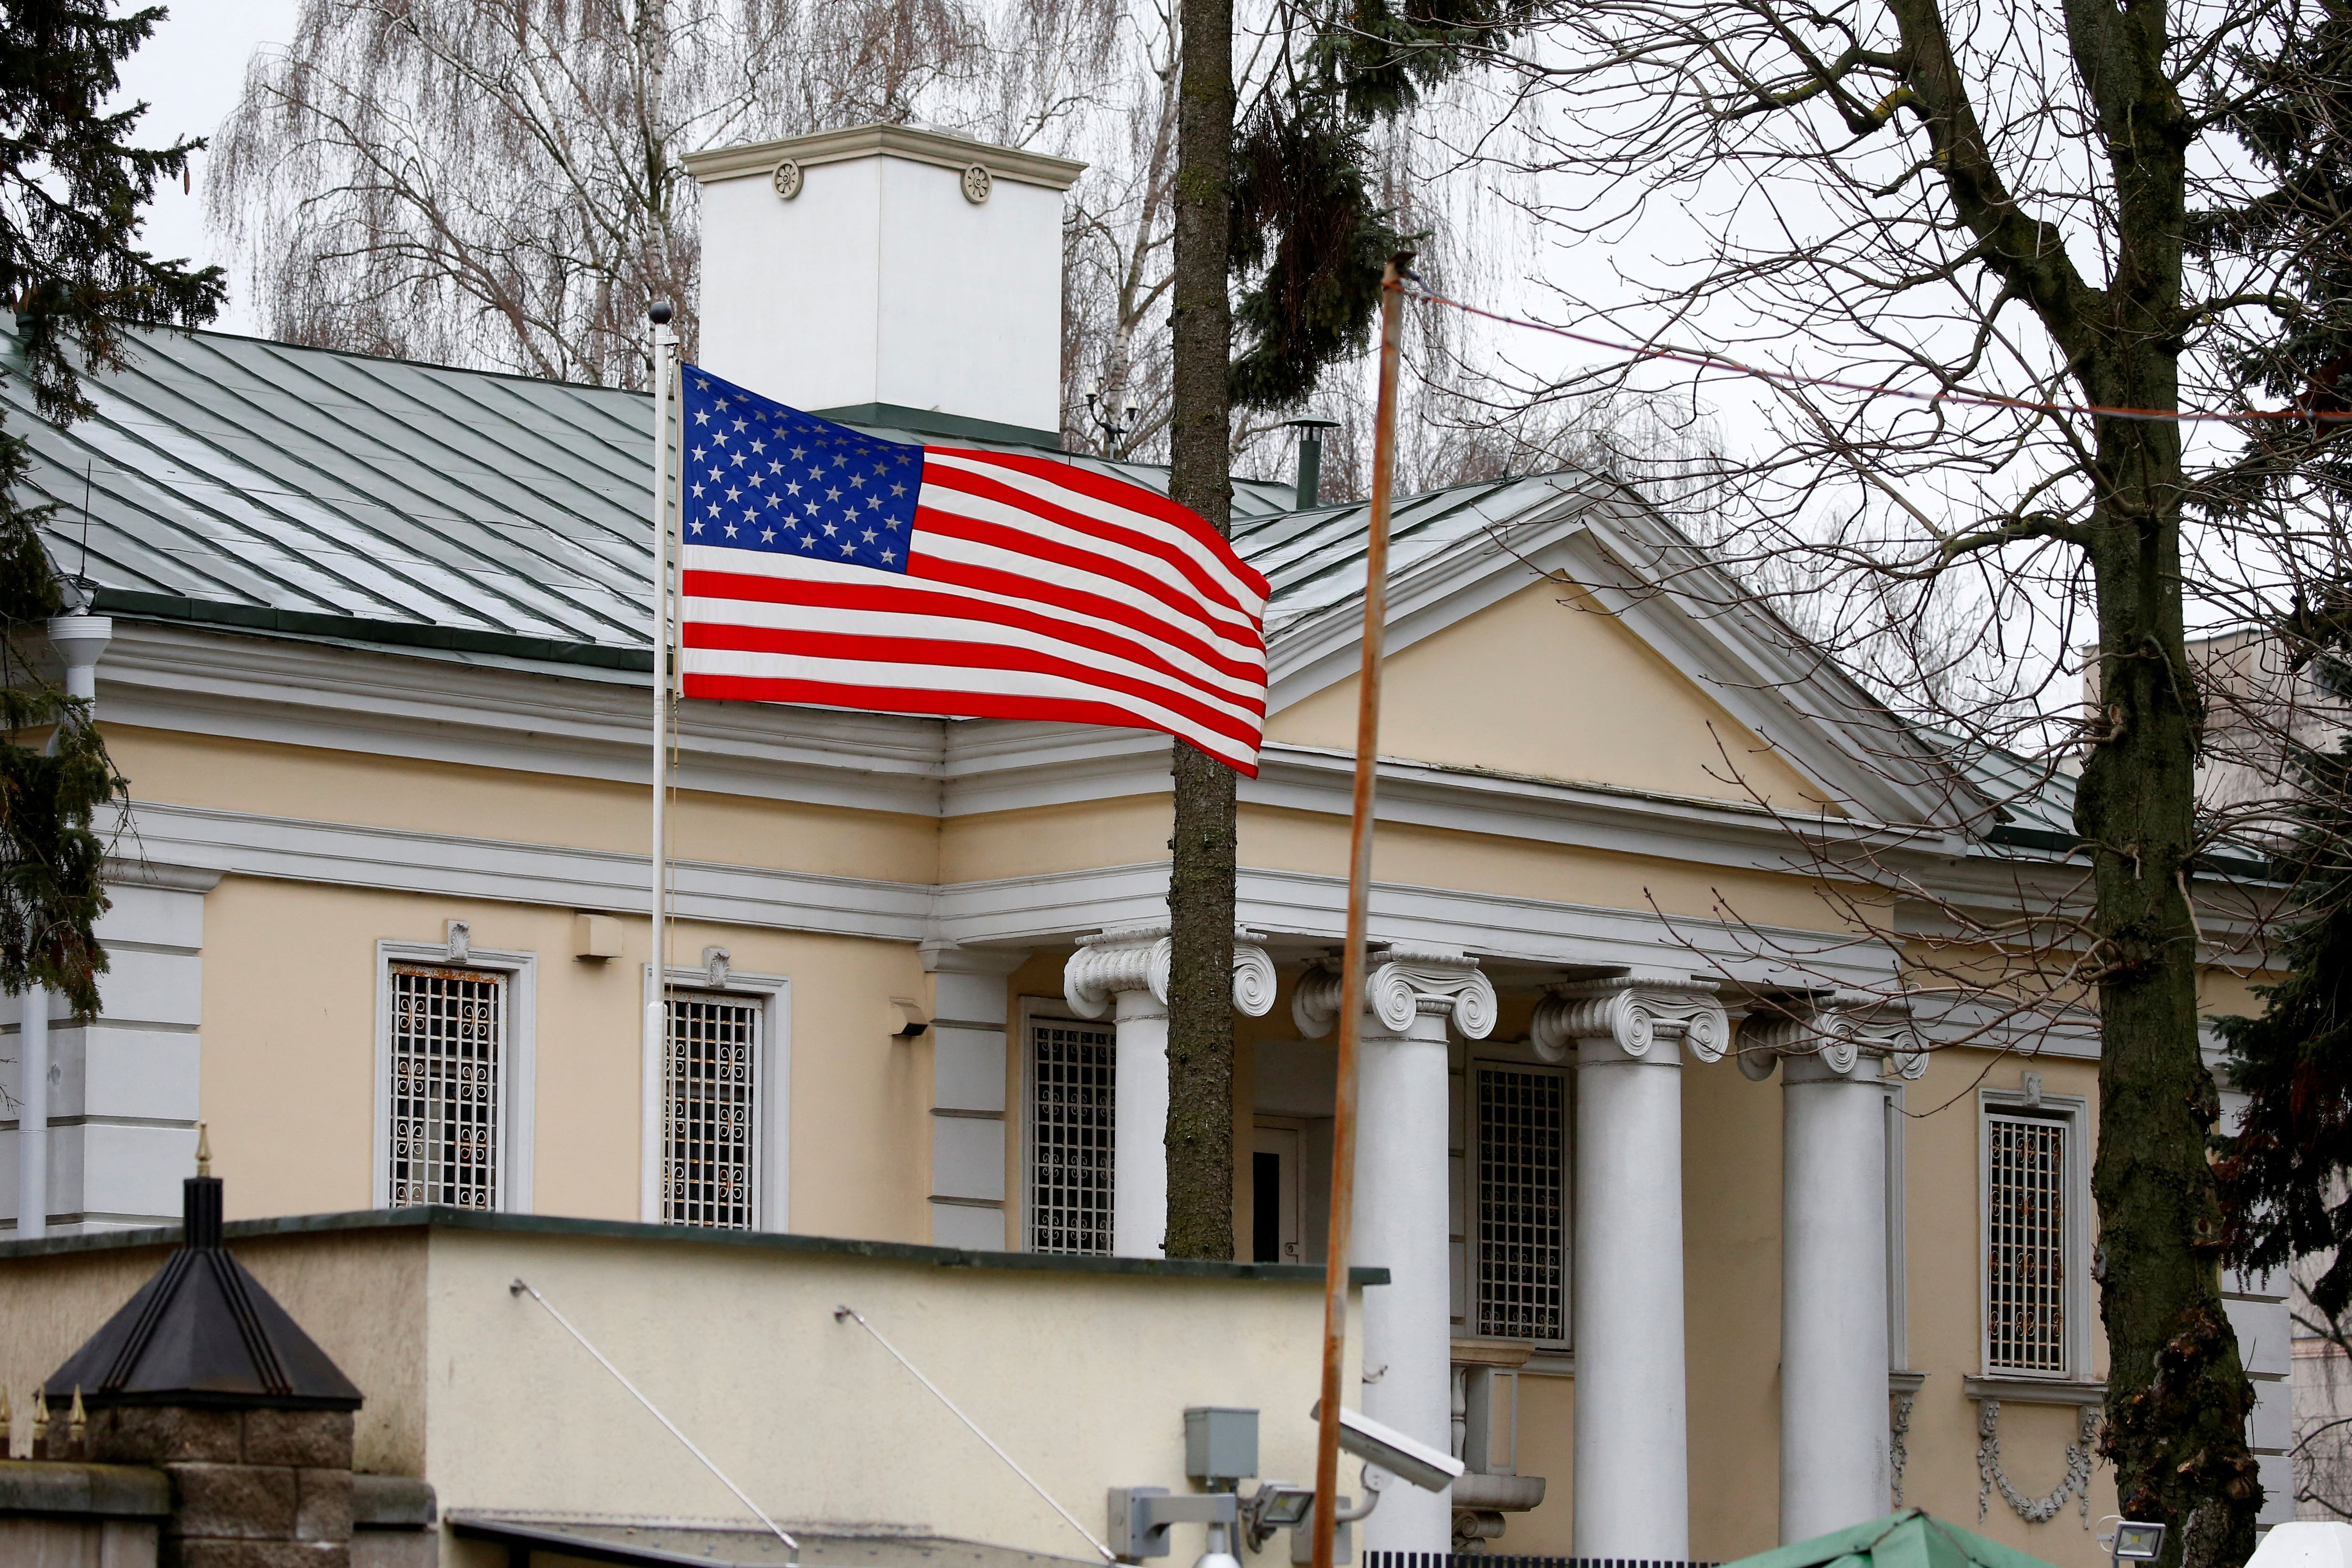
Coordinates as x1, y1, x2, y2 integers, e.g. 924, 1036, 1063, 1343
0, 123, 2290, 1568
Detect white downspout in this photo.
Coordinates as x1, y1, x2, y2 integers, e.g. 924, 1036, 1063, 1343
16, 612, 111, 1240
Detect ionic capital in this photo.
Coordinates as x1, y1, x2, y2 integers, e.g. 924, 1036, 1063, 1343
1735, 995, 1925, 1082
1531, 976, 1729, 1066
1292, 945, 1498, 1042
1063, 925, 1276, 1022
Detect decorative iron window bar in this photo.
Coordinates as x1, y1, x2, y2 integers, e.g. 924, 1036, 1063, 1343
388, 963, 503, 1209
664, 991, 761, 1230
1986, 1113, 2066, 1374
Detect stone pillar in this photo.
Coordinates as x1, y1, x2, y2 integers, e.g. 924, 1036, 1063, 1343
1534, 976, 1727, 1561
87, 1405, 356, 1568
1296, 946, 1497, 1553
1064, 925, 1275, 1258
1739, 999, 1923, 1543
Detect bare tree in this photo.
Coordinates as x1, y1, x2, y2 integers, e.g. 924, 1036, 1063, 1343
1358, 0, 2352, 1551
208, 0, 1113, 388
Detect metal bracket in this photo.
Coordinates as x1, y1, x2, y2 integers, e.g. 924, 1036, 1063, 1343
1108, 1488, 1239, 1561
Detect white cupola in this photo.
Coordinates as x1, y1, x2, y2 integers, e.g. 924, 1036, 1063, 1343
682, 124, 1084, 447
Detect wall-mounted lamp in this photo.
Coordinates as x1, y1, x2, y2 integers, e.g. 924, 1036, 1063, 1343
890, 997, 930, 1038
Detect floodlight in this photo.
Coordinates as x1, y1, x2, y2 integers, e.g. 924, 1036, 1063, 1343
2114, 1523, 2167, 1563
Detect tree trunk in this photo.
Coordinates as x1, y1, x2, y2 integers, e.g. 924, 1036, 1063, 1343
1162, 0, 1237, 1260
2073, 41, 2262, 1556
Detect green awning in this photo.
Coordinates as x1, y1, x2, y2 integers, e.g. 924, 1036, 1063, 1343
1723, 1510, 2066, 1568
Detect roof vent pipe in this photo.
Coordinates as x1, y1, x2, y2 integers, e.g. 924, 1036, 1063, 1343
1287, 419, 1338, 510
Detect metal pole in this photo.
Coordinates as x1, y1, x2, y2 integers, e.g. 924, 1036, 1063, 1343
1311, 255, 1410, 1568
642, 305, 677, 1225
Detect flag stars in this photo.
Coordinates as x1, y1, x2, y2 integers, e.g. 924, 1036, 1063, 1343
761, 528, 775, 542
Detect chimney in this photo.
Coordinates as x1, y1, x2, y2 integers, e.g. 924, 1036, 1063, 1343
683, 124, 1086, 448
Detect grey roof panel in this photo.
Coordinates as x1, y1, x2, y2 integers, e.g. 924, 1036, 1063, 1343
1, 321, 1311, 654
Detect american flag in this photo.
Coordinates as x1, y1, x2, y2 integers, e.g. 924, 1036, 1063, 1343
673, 366, 1271, 774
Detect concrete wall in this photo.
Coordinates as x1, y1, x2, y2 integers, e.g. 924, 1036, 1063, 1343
0, 1218, 1365, 1568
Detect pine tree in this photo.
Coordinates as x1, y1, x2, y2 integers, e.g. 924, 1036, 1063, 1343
2215, 653, 2352, 1312
0, 0, 221, 1013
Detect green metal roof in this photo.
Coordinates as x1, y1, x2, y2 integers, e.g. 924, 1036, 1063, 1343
0, 318, 1303, 667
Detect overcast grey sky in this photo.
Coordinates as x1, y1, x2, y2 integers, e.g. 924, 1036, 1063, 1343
113, 0, 301, 334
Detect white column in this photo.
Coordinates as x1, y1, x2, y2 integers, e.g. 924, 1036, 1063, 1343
16, 613, 111, 1241
1296, 945, 1497, 1553
1065, 926, 1274, 1258
1740, 1001, 1923, 1543
1534, 977, 1727, 1561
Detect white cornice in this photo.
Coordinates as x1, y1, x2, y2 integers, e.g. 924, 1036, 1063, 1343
105, 799, 1904, 994
683, 125, 1086, 191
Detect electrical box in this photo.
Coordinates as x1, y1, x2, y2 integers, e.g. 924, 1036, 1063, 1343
1184, 1406, 1259, 1484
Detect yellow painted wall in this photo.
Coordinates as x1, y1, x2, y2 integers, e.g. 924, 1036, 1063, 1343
103, 724, 941, 884
1242, 804, 1856, 931
1269, 582, 1841, 812
199, 876, 933, 1242
1898, 1046, 2115, 1565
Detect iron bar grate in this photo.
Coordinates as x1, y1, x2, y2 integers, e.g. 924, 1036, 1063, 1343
388, 963, 503, 1208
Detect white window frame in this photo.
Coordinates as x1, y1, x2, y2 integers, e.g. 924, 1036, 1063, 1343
373, 939, 537, 1213
639, 963, 789, 1231
1019, 1006, 1117, 1256
1469, 1056, 1573, 1350
1978, 1084, 2092, 1380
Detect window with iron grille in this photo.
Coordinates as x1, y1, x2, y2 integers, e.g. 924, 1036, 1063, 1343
1986, 1112, 2068, 1374
1030, 1019, 1114, 1255
387, 963, 504, 1209
664, 991, 762, 1229
1477, 1064, 1567, 1341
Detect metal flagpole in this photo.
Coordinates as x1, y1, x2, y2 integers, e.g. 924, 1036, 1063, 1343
642, 302, 678, 1225
1311, 254, 1412, 1568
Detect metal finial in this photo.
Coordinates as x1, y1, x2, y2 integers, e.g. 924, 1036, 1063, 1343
67, 1386, 85, 1452
31, 1389, 48, 1447
195, 1122, 211, 1177
650, 301, 674, 325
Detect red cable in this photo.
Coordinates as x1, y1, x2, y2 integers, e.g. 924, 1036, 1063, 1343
1404, 284, 2352, 428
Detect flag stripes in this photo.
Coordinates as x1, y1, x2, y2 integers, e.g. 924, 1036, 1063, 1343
673, 367, 1268, 773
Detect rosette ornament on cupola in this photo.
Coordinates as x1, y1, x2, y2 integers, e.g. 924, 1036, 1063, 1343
42, 1131, 362, 1412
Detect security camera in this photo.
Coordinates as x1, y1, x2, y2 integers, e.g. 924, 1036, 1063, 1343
1309, 1403, 1464, 1494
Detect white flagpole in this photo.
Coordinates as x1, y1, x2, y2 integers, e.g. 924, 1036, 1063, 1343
642, 302, 678, 1225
